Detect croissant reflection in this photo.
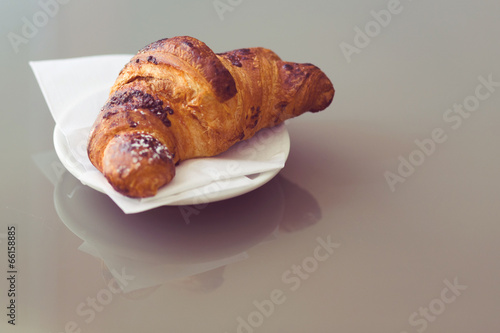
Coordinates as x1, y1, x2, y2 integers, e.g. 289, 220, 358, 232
54, 171, 321, 295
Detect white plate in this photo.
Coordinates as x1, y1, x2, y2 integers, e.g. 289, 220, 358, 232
53, 113, 290, 209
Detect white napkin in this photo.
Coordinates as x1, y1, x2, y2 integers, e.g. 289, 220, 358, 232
30, 55, 289, 213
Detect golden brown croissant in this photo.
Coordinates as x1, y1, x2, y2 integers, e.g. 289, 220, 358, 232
87, 36, 334, 198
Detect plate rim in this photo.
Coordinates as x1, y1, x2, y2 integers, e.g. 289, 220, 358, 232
53, 123, 290, 207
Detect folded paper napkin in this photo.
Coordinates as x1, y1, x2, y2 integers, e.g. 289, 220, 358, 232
30, 55, 289, 213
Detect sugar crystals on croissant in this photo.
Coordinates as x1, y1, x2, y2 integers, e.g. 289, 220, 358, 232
87, 36, 334, 198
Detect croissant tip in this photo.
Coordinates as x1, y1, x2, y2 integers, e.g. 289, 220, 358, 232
310, 74, 335, 112
102, 133, 176, 198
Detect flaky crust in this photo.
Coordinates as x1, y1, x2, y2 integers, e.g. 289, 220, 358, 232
87, 36, 334, 198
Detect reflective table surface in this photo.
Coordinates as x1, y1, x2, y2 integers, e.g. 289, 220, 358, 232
1, 0, 500, 332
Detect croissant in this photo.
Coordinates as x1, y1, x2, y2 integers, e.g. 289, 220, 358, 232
87, 36, 334, 198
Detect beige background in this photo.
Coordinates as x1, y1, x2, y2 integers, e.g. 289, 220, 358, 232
1, 0, 500, 332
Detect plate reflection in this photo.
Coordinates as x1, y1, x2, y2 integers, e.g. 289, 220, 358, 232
54, 171, 321, 297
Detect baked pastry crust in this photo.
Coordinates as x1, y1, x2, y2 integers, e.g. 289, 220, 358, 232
87, 36, 334, 198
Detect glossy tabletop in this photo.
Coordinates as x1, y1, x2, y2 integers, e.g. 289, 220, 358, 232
1, 1, 500, 332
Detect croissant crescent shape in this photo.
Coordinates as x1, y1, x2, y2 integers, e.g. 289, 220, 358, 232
87, 36, 334, 198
